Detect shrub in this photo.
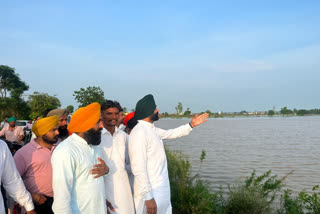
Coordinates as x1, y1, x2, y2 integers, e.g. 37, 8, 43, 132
166, 148, 224, 214
225, 170, 285, 214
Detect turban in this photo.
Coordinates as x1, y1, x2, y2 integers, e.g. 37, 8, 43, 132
68, 103, 101, 133
7, 117, 16, 123
133, 94, 156, 120
32, 116, 58, 137
47, 109, 69, 118
123, 112, 135, 127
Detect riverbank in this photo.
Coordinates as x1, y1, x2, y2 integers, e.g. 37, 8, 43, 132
166, 148, 320, 214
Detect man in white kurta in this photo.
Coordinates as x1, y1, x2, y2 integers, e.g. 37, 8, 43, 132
100, 100, 134, 214
0, 140, 35, 214
51, 103, 109, 214
129, 94, 208, 214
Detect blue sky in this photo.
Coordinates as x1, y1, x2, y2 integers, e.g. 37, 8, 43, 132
1, 0, 319, 112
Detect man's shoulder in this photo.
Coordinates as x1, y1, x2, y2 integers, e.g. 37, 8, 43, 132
16, 141, 38, 155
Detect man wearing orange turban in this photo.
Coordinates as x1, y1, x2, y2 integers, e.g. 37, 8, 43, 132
51, 103, 110, 214
14, 115, 59, 214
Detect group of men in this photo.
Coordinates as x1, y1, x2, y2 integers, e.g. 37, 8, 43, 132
0, 94, 208, 214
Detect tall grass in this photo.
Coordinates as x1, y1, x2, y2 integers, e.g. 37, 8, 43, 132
166, 148, 320, 214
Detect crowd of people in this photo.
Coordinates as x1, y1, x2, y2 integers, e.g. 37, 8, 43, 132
0, 94, 209, 214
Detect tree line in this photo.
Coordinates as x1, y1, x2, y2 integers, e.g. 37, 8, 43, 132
168, 102, 320, 117
0, 65, 107, 120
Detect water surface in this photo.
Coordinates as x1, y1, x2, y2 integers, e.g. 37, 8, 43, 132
156, 116, 320, 193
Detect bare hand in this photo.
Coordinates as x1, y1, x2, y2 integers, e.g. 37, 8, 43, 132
91, 157, 109, 178
26, 210, 36, 214
190, 113, 209, 128
145, 199, 157, 214
106, 200, 115, 214
31, 193, 47, 205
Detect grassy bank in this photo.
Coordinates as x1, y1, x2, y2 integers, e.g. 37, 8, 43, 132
166, 148, 320, 214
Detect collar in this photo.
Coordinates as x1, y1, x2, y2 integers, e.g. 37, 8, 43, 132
101, 126, 120, 136
71, 133, 90, 146
138, 120, 155, 128
30, 139, 56, 150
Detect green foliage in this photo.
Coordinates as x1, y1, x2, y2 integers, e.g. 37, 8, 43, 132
278, 185, 320, 214
166, 148, 222, 214
0, 65, 30, 118
184, 107, 192, 116
175, 102, 183, 115
225, 170, 285, 214
297, 109, 308, 116
73, 86, 104, 107
123, 107, 127, 113
0, 65, 29, 100
280, 107, 293, 115
28, 92, 61, 118
66, 105, 74, 113
205, 110, 213, 115
268, 110, 275, 116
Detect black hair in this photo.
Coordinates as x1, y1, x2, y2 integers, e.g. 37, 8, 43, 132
101, 100, 122, 112
127, 118, 138, 130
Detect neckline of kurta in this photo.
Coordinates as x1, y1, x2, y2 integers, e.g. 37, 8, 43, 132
101, 127, 120, 136
137, 120, 155, 128
71, 133, 93, 148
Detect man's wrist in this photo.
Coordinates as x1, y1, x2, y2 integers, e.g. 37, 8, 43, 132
189, 122, 194, 128
144, 191, 154, 200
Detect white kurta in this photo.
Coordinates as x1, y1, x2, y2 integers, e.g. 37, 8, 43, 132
129, 121, 192, 214
0, 140, 34, 214
51, 133, 108, 214
100, 127, 135, 214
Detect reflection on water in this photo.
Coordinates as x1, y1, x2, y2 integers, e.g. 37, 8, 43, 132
156, 116, 320, 193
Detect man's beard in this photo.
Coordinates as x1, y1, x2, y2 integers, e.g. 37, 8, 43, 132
150, 112, 159, 122
58, 125, 69, 140
42, 134, 59, 145
10, 124, 15, 128
84, 128, 102, 146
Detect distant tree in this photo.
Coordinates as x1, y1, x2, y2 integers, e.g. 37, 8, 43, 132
297, 109, 308, 116
123, 107, 127, 113
66, 105, 74, 113
183, 107, 191, 116
280, 107, 293, 115
240, 110, 248, 114
268, 110, 275, 116
28, 92, 61, 119
205, 110, 212, 115
175, 102, 183, 115
73, 86, 104, 107
163, 112, 169, 116
0, 65, 29, 118
0, 65, 29, 100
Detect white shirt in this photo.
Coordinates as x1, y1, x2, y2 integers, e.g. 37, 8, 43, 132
129, 121, 192, 214
51, 133, 108, 214
0, 140, 34, 214
100, 127, 134, 214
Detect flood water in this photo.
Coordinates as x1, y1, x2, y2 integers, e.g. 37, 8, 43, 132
156, 116, 320, 193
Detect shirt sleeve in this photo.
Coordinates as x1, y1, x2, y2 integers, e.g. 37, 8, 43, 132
0, 127, 6, 136
51, 148, 75, 214
18, 127, 24, 136
1, 143, 34, 211
155, 123, 192, 140
129, 129, 153, 200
